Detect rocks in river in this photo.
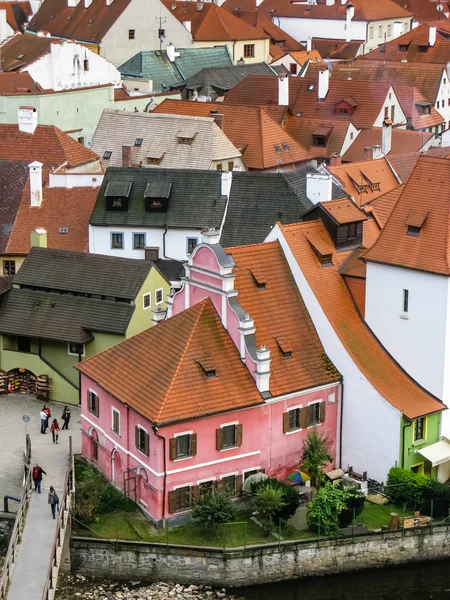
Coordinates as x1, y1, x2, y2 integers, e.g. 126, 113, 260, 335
56, 575, 241, 600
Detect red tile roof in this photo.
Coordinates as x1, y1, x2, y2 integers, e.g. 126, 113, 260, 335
387, 151, 422, 181
280, 219, 443, 420
0, 33, 53, 71
162, 0, 269, 41
342, 127, 433, 162
2, 2, 32, 32
394, 85, 444, 129
0, 72, 41, 95
226, 240, 340, 396
311, 38, 364, 60
286, 117, 351, 160
0, 124, 99, 168
391, 0, 450, 23
249, 0, 412, 20
364, 156, 450, 275
77, 298, 263, 425
319, 198, 367, 224
153, 99, 313, 169
363, 184, 405, 228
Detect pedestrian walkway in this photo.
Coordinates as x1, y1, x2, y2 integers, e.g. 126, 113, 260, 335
0, 395, 81, 600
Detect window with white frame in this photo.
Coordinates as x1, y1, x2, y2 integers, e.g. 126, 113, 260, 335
111, 232, 124, 249
143, 293, 151, 310
308, 402, 322, 426
88, 390, 99, 417
133, 233, 146, 250
112, 408, 120, 435
155, 288, 163, 304
68, 342, 85, 356
135, 425, 149, 456
186, 237, 198, 254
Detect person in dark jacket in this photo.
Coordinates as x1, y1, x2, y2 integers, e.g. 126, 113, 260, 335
48, 486, 59, 519
32, 463, 46, 493
61, 406, 71, 430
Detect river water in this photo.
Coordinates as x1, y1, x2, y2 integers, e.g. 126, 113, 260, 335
242, 560, 450, 599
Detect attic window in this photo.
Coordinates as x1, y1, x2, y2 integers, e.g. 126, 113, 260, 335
371, 183, 380, 191
307, 238, 333, 268
144, 180, 172, 212
195, 359, 216, 379
50, 14, 54, 18
134, 138, 143, 147
313, 136, 326, 147
59, 227, 69, 234
147, 156, 162, 165
407, 225, 421, 237
282, 142, 289, 151
406, 209, 428, 236
88, 18, 94, 23
308, 83, 315, 91
17, 54, 24, 60
418, 45, 428, 53
399, 44, 408, 52
103, 151, 112, 159
276, 338, 292, 359
321, 254, 333, 266
249, 268, 266, 290
178, 135, 195, 145
105, 181, 132, 212
275, 144, 282, 152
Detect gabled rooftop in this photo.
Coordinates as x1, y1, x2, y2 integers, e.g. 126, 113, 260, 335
1, 2, 32, 33
342, 127, 433, 163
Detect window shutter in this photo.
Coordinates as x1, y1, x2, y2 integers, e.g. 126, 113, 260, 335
236, 476, 242, 495
87, 390, 90, 409
144, 432, 149, 456
283, 411, 290, 433
95, 395, 99, 418
168, 490, 177, 514
236, 424, 243, 446
319, 401, 326, 424
216, 428, 224, 451
190, 433, 197, 456
169, 438, 177, 461
135, 426, 139, 449
191, 485, 200, 503
300, 407, 309, 429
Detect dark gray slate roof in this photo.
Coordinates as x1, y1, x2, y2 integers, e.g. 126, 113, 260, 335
15, 247, 152, 299
0, 289, 134, 343
90, 167, 226, 230
154, 259, 185, 283
0, 161, 29, 253
220, 167, 349, 248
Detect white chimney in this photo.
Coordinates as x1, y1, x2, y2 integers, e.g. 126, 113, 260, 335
67, 0, 81, 6
412, 20, 419, 29
221, 170, 232, 197
84, 0, 92, 7
278, 75, 289, 106
306, 173, 333, 204
18, 106, 38, 134
325, 0, 335, 5
372, 144, 382, 159
183, 20, 191, 32
255, 344, 271, 393
346, 2, 354, 43
341, 0, 346, 4
29, 161, 43, 207
318, 69, 329, 101
256, 0, 263, 6
152, 305, 166, 325
166, 43, 180, 62
306, 37, 312, 51
429, 25, 437, 47
106, 0, 114, 6
201, 227, 221, 244
382, 120, 392, 155
0, 10, 7, 42
392, 21, 403, 39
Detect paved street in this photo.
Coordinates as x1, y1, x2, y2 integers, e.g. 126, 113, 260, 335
0, 393, 80, 600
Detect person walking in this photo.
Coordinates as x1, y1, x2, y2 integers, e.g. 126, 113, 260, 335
50, 418, 60, 444
32, 464, 46, 493
44, 405, 51, 433
48, 486, 59, 519
40, 408, 47, 434
61, 406, 71, 430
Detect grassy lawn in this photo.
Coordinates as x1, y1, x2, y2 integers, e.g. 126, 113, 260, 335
358, 501, 405, 530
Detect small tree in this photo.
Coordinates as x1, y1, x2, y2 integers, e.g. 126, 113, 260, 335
251, 477, 299, 522
301, 428, 332, 489
191, 490, 236, 531
254, 486, 286, 535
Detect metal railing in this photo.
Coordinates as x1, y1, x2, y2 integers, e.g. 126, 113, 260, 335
0, 468, 32, 600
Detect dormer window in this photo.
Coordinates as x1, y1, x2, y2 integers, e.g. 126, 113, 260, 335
144, 180, 172, 212
196, 358, 216, 379
406, 210, 428, 236
105, 181, 132, 212
321, 254, 333, 266
103, 151, 112, 160
334, 97, 358, 116
177, 128, 197, 145
134, 138, 143, 147
416, 101, 431, 115
147, 152, 164, 165
399, 44, 408, 52
276, 337, 292, 359
347, 223, 357, 239
407, 225, 420, 236
313, 136, 326, 147
307, 238, 333, 267
418, 45, 428, 53
312, 125, 332, 148
249, 268, 266, 290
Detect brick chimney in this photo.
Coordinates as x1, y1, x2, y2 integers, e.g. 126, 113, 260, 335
364, 146, 371, 161
329, 154, 342, 166
122, 145, 132, 167
212, 113, 224, 130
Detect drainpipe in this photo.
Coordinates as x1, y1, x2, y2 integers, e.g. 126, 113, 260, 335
78, 350, 82, 405
339, 380, 344, 469
401, 420, 412, 468
152, 423, 167, 521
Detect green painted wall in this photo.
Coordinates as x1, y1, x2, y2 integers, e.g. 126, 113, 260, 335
400, 412, 441, 478
126, 267, 171, 339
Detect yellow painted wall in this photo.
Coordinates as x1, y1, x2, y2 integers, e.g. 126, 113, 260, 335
193, 38, 270, 64
365, 18, 411, 54
126, 267, 171, 338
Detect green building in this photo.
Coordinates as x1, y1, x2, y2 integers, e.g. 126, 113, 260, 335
0, 246, 183, 405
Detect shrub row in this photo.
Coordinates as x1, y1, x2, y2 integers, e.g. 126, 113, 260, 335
387, 467, 450, 517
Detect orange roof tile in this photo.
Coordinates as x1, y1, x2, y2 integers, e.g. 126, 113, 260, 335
286, 117, 351, 160
2, 2, 31, 32
280, 220, 443, 419
364, 184, 405, 228
0, 72, 41, 95
364, 156, 450, 275
225, 240, 340, 396
77, 298, 263, 425
394, 85, 444, 130
248, 0, 412, 20
228, 10, 303, 52
342, 127, 433, 163
311, 38, 364, 60
287, 49, 324, 66
362, 215, 381, 247
387, 152, 422, 181
153, 99, 313, 169
0, 34, 53, 71
162, 0, 269, 41
319, 198, 367, 224
0, 124, 99, 168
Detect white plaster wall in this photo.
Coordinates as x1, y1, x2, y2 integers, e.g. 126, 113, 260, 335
101, 0, 193, 66
89, 225, 203, 261
365, 262, 448, 401
266, 225, 402, 482
271, 16, 367, 46
373, 86, 407, 127
435, 69, 450, 134
25, 42, 121, 91
341, 123, 361, 156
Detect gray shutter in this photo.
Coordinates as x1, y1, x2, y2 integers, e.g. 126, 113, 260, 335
216, 428, 224, 451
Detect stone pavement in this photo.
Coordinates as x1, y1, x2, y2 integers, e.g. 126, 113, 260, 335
0, 394, 80, 600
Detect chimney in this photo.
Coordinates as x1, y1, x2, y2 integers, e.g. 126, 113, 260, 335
346, 2, 354, 43
166, 43, 180, 62
0, 9, 7, 42
145, 246, 159, 261
329, 153, 342, 166
318, 69, 329, 101
221, 170, 232, 197
306, 172, 333, 204
306, 37, 312, 51
196, 0, 203, 10
256, 0, 263, 6
325, 0, 335, 5
372, 144, 382, 159
183, 20, 191, 32
201, 227, 221, 244
29, 161, 43, 207
412, 20, 419, 30
84, 0, 92, 7
212, 113, 224, 130
18, 106, 37, 134
122, 145, 132, 167
255, 344, 271, 394
382, 119, 392, 155
67, 0, 81, 6
152, 305, 166, 325
31, 227, 47, 248
429, 25, 437, 47
392, 21, 403, 39
364, 146, 371, 161
278, 75, 289, 106
106, 0, 114, 5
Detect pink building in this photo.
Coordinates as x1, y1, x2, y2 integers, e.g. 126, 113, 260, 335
78, 232, 341, 525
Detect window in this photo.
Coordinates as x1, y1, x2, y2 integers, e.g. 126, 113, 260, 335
92, 431, 99, 461
88, 390, 99, 417
399, 44, 408, 52
168, 485, 191, 513
414, 417, 425, 442
147, 156, 162, 165
155, 288, 163, 304
77, 136, 85, 145
111, 232, 124, 249
68, 342, 85, 356
289, 408, 301, 431
133, 232, 145, 249
170, 433, 197, 460
404, 21, 408, 32
158, 28, 165, 38
103, 151, 112, 160
17, 336, 31, 353
243, 44, 255, 58
347, 222, 357, 239
128, 29, 135, 39
391, 105, 395, 121
387, 24, 392, 37
216, 424, 243, 450
309, 402, 321, 426
290, 63, 298, 75
199, 480, 215, 495
402, 289, 409, 314
340, 108, 348, 114
350, 132, 354, 140
83, 58, 89, 71
143, 293, 151, 310
243, 469, 259, 480
283, 402, 325, 433
378, 25, 382, 37
437, 101, 440, 109
112, 408, 120, 436
134, 138, 143, 147
178, 136, 194, 145
407, 225, 420, 237
384, 106, 389, 120
369, 26, 374, 39
3, 260, 15, 276
135, 426, 149, 456
221, 475, 237, 494
313, 136, 325, 147
186, 237, 198, 254
228, 161, 234, 171
216, 163, 223, 171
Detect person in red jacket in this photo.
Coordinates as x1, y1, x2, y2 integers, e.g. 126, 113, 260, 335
32, 464, 46, 493
50, 419, 60, 444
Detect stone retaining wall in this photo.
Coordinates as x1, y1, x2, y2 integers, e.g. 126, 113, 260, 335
71, 525, 450, 587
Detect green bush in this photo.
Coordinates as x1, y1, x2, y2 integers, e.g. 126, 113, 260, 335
191, 490, 236, 530
254, 486, 286, 535
251, 478, 300, 522
337, 486, 365, 527
387, 467, 450, 516
307, 483, 365, 536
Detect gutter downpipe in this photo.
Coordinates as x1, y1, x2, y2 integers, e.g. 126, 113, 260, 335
152, 423, 167, 521
401, 420, 412, 468
339, 379, 344, 469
